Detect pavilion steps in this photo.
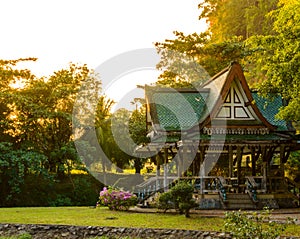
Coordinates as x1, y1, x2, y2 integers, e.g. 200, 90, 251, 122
223, 193, 257, 210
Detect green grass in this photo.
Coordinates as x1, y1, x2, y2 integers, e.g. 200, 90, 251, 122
0, 207, 222, 231
0, 207, 299, 237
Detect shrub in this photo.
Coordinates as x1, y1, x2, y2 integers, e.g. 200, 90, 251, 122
97, 187, 137, 211
224, 208, 294, 239
158, 191, 174, 212
158, 180, 197, 217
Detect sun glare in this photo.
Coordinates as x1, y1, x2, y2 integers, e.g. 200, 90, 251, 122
10, 80, 26, 89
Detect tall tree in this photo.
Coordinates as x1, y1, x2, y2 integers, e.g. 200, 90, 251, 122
94, 95, 115, 173
129, 105, 149, 174
13, 63, 94, 176
154, 0, 279, 88
0, 58, 36, 143
110, 108, 134, 172
155, 32, 245, 87
246, 0, 300, 123
199, 0, 278, 41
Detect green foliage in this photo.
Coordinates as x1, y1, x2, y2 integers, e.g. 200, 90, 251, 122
129, 106, 149, 173
158, 191, 174, 212
155, 31, 248, 87
47, 174, 102, 207
0, 233, 33, 239
224, 208, 292, 239
285, 151, 300, 182
158, 181, 197, 217
199, 0, 278, 41
0, 142, 49, 205
13, 63, 95, 176
16, 233, 32, 239
0, 58, 107, 206
49, 194, 72, 207
246, 0, 300, 122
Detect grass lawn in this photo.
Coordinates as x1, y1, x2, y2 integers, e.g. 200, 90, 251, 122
0, 207, 299, 237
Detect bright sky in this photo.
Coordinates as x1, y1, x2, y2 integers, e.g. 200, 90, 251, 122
1, 0, 207, 109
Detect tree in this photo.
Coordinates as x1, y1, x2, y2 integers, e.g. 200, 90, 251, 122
199, 0, 278, 41
0, 142, 48, 206
155, 31, 245, 87
154, 0, 280, 88
246, 0, 300, 123
13, 63, 94, 177
95, 95, 115, 173
129, 105, 149, 174
110, 108, 133, 172
0, 58, 36, 143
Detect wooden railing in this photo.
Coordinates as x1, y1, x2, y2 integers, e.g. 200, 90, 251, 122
136, 175, 299, 205
216, 176, 228, 202
245, 176, 259, 203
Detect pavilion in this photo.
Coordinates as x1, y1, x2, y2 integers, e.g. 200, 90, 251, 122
136, 62, 300, 209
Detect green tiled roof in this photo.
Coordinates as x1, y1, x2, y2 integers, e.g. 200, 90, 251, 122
150, 91, 288, 132
152, 91, 208, 131
252, 93, 288, 131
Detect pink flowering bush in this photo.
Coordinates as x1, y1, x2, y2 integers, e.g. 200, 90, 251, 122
97, 187, 137, 211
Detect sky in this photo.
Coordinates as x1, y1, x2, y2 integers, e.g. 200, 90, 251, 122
1, 0, 208, 109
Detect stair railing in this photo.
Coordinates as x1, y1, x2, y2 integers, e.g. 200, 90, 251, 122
136, 176, 163, 203
245, 176, 259, 203
216, 176, 228, 202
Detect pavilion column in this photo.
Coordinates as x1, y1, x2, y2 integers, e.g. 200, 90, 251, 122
280, 145, 290, 177
198, 145, 206, 195
177, 147, 182, 178
156, 154, 161, 190
251, 147, 260, 176
163, 147, 168, 192
228, 145, 233, 178
236, 146, 243, 192
182, 143, 189, 177
261, 146, 268, 192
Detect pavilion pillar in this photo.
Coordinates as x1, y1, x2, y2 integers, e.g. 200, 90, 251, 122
280, 145, 290, 177
163, 147, 168, 192
262, 161, 267, 191
261, 146, 268, 191
156, 154, 161, 190
228, 145, 233, 178
198, 145, 206, 195
251, 147, 260, 176
182, 143, 188, 177
236, 146, 243, 192
177, 147, 182, 178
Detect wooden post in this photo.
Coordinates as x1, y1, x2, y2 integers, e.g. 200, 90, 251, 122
261, 146, 268, 191
280, 145, 288, 177
251, 147, 259, 176
177, 146, 183, 178
163, 147, 168, 192
156, 154, 161, 190
236, 146, 243, 192
262, 161, 267, 192
228, 145, 233, 178
182, 143, 188, 177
